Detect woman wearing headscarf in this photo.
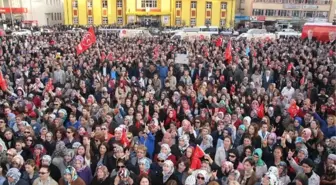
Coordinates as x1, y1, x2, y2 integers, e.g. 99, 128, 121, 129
90, 165, 111, 185
74, 155, 93, 185
59, 166, 86, 185
199, 134, 215, 159
138, 158, 151, 176
33, 144, 45, 169
156, 144, 177, 165
171, 135, 189, 159
253, 148, 267, 179
278, 161, 291, 185
53, 149, 75, 175
162, 160, 179, 185
3, 168, 29, 185
259, 172, 278, 185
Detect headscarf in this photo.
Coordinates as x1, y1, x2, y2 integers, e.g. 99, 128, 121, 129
302, 128, 312, 141
178, 134, 189, 152
268, 133, 277, 147
139, 158, 151, 172
197, 169, 209, 183
265, 173, 279, 185
243, 116, 251, 126
74, 155, 86, 172
157, 153, 168, 161
200, 134, 213, 151
95, 165, 109, 181
299, 148, 309, 159
53, 141, 67, 157
253, 148, 265, 166
6, 168, 21, 185
267, 166, 279, 179
42, 155, 52, 165
278, 161, 288, 177
161, 144, 171, 155
64, 166, 78, 182
162, 160, 174, 183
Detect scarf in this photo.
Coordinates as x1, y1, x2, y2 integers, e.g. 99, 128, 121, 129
37, 177, 52, 185
241, 169, 253, 185
163, 169, 174, 183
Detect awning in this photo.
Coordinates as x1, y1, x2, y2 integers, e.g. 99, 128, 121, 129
0, 8, 28, 14
126, 11, 171, 16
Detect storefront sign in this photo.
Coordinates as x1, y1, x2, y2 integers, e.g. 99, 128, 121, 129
302, 5, 318, 9
0, 7, 28, 14
235, 15, 250, 22
283, 4, 301, 9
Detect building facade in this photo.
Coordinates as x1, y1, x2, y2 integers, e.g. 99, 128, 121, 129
0, 0, 64, 26
243, 0, 336, 23
63, 0, 235, 27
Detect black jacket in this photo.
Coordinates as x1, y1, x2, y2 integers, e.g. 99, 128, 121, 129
3, 179, 30, 185
90, 176, 112, 185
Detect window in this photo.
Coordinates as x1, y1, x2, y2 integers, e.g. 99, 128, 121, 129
117, 0, 122, 7
73, 17, 79, 24
102, 17, 108, 24
278, 10, 290, 17
54, 13, 57, 20
141, 0, 157, 8
117, 17, 123, 24
265, 9, 276, 16
315, 11, 328, 18
51, 13, 53, 20
220, 19, 226, 26
190, 18, 196, 26
175, 18, 181, 25
221, 2, 227, 9
72, 0, 78, 8
303, 11, 314, 17
252, 9, 264, 16
292, 10, 300, 17
206, 2, 212, 9
306, 0, 315, 4
87, 1, 92, 8
320, 0, 330, 4
102, 0, 108, 8
176, 1, 182, 8
88, 17, 93, 24
191, 1, 197, 8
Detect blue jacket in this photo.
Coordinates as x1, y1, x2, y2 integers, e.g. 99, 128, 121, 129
157, 65, 168, 79
139, 132, 155, 159
65, 121, 81, 129
314, 113, 336, 138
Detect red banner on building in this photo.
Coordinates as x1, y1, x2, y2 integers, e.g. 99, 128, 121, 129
0, 8, 28, 14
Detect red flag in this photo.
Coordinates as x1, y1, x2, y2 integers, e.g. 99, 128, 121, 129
287, 63, 294, 72
216, 37, 223, 47
225, 40, 232, 64
0, 71, 7, 91
257, 103, 265, 119
101, 52, 106, 61
193, 145, 205, 158
120, 130, 130, 147
45, 79, 54, 92
300, 76, 305, 85
202, 46, 209, 57
76, 27, 96, 55
288, 102, 299, 118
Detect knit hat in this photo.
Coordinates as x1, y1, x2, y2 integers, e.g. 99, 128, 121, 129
6, 168, 21, 182
299, 148, 309, 158
239, 124, 246, 132
295, 137, 304, 144
328, 154, 336, 161
301, 158, 314, 168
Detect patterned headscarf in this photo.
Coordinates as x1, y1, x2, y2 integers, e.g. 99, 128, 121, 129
74, 155, 86, 172
6, 168, 21, 185
42, 155, 52, 165
139, 158, 151, 172
200, 134, 213, 151
64, 166, 78, 182
95, 165, 109, 180
160, 144, 171, 155
178, 134, 190, 152
162, 160, 174, 183
53, 141, 67, 157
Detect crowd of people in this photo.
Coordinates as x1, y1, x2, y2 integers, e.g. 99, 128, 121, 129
0, 25, 335, 185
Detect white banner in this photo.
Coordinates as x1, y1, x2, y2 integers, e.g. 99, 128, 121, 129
175, 54, 189, 64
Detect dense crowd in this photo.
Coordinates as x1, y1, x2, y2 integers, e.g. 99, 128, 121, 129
0, 26, 335, 185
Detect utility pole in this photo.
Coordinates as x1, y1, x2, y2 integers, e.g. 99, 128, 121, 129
9, 0, 14, 28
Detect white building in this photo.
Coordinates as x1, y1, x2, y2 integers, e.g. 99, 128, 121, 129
0, 0, 64, 26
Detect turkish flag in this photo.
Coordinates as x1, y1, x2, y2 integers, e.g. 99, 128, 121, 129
225, 40, 232, 64
216, 37, 223, 47
193, 145, 205, 158
0, 71, 7, 91
120, 130, 130, 147
76, 27, 96, 55
288, 102, 299, 118
257, 103, 265, 119
45, 79, 54, 92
